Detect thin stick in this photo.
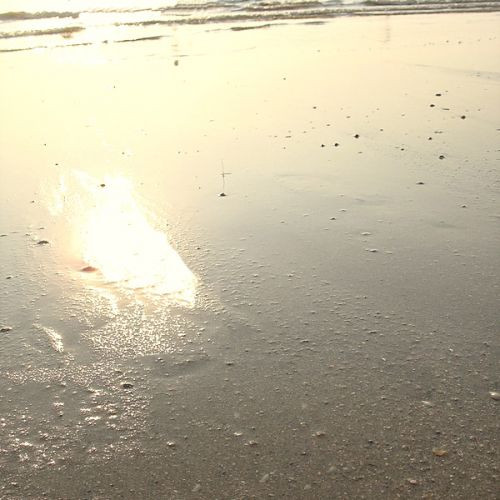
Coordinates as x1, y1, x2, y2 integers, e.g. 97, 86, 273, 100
220, 160, 231, 196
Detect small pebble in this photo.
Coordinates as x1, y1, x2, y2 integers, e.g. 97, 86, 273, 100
219, 192, 227, 197
1, 326, 13, 333
37, 240, 50, 245
408, 479, 418, 485
489, 391, 500, 401
432, 448, 448, 457
121, 382, 134, 389
416, 181, 425, 185
461, 115, 466, 119
354, 134, 360, 138
81, 266, 98, 273
439, 155, 445, 160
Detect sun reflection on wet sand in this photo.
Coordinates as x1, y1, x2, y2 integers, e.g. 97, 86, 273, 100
49, 171, 196, 307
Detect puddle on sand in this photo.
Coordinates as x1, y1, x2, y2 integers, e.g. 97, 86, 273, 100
47, 170, 197, 306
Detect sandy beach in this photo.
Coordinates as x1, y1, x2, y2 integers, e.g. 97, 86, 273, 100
0, 10, 499, 499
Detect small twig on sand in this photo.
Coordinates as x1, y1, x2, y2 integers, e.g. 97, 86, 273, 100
219, 160, 231, 197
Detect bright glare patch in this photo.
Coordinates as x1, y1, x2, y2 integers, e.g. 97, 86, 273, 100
49, 171, 196, 306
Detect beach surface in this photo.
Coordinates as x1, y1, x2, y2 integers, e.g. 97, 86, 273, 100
0, 11, 499, 499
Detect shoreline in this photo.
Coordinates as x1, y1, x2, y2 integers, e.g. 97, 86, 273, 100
2, 6, 500, 53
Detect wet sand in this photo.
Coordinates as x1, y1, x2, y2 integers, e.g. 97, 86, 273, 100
0, 12, 499, 499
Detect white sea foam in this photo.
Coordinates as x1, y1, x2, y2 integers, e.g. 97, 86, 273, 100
34, 323, 65, 353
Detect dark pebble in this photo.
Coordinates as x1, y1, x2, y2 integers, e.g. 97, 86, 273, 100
334, 143, 339, 147
430, 104, 435, 107
439, 155, 445, 160
100, 183, 105, 187
416, 181, 425, 185
37, 240, 50, 245
121, 382, 134, 389
461, 115, 466, 119
354, 134, 360, 138
219, 192, 227, 197
81, 266, 98, 273
1, 326, 13, 333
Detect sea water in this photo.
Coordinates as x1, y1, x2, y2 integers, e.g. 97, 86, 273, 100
1, 0, 499, 52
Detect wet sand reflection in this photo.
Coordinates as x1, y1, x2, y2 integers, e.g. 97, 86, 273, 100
49, 170, 196, 307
